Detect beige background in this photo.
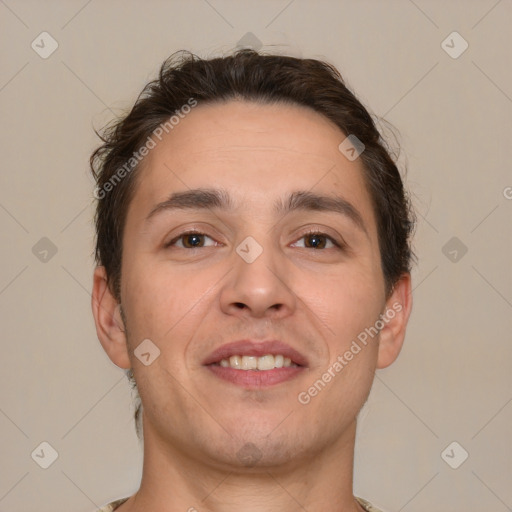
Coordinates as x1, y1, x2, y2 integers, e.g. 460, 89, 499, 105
1, 1, 511, 511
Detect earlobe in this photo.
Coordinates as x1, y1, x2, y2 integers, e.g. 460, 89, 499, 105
91, 266, 131, 369
376, 273, 413, 369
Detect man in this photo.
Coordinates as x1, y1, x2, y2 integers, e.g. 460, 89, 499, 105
90, 49, 414, 512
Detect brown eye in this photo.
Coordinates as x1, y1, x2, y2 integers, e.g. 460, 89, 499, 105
182, 233, 205, 248
166, 232, 217, 249
304, 233, 329, 249
292, 232, 339, 250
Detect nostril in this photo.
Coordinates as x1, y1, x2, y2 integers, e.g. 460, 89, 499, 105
234, 302, 246, 309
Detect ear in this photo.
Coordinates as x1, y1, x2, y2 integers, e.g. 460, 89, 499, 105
91, 266, 131, 369
376, 273, 413, 369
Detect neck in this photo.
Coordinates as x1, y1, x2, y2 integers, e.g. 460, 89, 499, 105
123, 420, 364, 512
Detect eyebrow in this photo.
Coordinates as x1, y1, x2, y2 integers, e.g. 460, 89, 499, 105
146, 188, 367, 234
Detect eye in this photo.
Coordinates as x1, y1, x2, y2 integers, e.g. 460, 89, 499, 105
165, 231, 218, 249
292, 231, 341, 250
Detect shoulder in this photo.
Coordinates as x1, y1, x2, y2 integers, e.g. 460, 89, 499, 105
95, 497, 130, 512
355, 496, 387, 512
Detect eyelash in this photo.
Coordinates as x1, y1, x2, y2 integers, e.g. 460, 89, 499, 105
165, 229, 344, 250
298, 229, 344, 250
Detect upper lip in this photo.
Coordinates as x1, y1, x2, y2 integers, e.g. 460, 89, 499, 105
202, 340, 308, 367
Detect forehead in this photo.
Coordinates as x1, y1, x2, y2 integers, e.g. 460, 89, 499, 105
128, 100, 376, 232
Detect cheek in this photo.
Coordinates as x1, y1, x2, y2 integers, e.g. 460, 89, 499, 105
298, 263, 384, 341
121, 263, 212, 410
121, 258, 217, 347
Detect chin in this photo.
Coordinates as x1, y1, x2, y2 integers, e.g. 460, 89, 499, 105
230, 427, 310, 469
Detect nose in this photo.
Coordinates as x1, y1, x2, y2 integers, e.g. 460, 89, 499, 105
219, 237, 297, 320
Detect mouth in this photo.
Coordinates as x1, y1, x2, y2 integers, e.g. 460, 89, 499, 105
202, 340, 308, 388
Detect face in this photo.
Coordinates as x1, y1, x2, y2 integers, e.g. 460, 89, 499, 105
93, 100, 411, 470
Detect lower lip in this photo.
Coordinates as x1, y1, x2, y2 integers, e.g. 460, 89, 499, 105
206, 365, 305, 387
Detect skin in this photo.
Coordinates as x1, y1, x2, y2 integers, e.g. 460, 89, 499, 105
92, 100, 412, 512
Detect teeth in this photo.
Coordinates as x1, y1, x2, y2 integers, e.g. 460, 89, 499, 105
257, 354, 275, 370
217, 354, 298, 370
241, 356, 257, 370
229, 355, 241, 368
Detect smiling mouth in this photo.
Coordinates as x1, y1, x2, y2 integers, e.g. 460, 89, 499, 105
212, 354, 299, 371
203, 340, 308, 387
205, 353, 305, 388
